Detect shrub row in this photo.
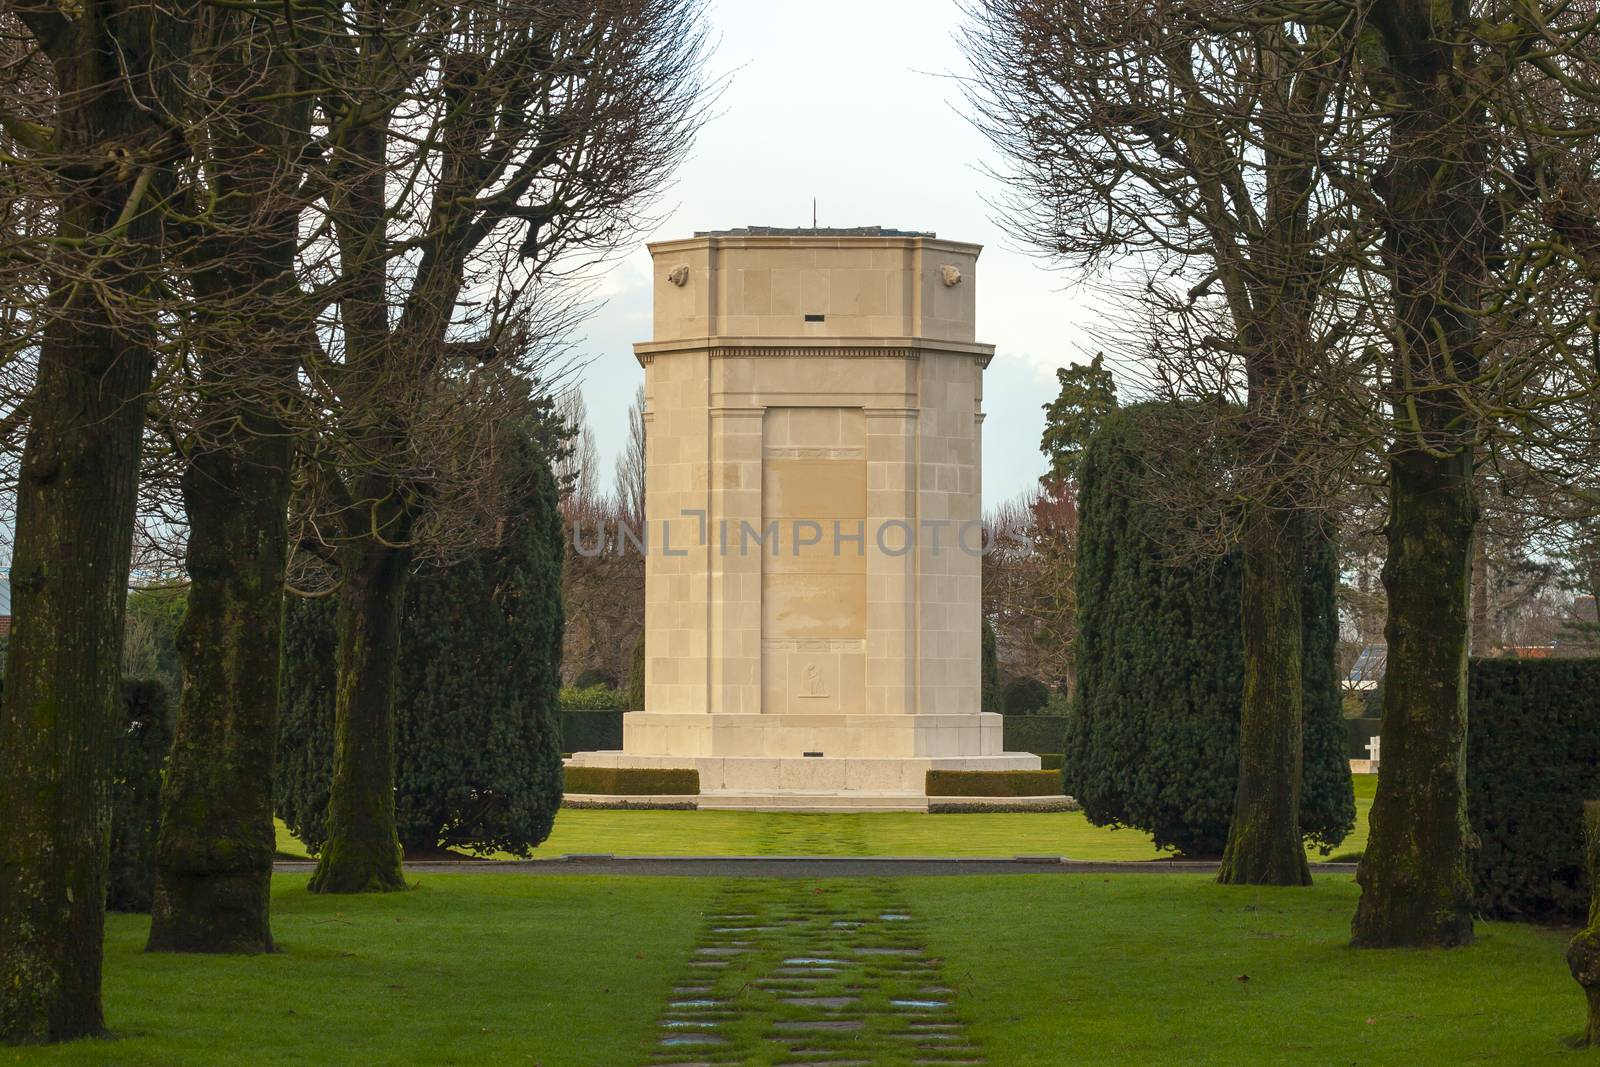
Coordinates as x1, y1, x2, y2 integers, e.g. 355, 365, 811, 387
1467, 658, 1600, 921
925, 769, 1063, 798
930, 799, 1079, 814
563, 765, 699, 796
1037, 753, 1063, 771
1002, 715, 1069, 755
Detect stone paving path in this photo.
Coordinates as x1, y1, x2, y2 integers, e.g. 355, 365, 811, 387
644, 818, 983, 1066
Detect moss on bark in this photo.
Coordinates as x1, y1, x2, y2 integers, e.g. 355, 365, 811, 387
1350, 10, 1483, 948
146, 16, 309, 951
1566, 802, 1600, 1044
308, 536, 412, 894
1218, 510, 1312, 886
0, 4, 193, 1042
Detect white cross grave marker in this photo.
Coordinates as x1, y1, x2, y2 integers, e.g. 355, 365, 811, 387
1366, 735, 1381, 768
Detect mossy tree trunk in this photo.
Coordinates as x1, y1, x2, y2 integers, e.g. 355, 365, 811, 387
0, 4, 192, 1044
1351, 5, 1481, 948
146, 13, 310, 954
1567, 801, 1600, 1045
1219, 508, 1312, 886
308, 526, 413, 894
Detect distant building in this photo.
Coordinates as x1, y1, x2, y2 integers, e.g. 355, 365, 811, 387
0, 576, 10, 639
1345, 644, 1386, 690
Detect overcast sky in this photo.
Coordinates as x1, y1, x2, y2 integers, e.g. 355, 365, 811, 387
569, 0, 1104, 508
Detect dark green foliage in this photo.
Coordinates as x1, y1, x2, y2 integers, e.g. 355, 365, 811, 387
1037, 753, 1064, 771
108, 680, 173, 913
573, 667, 617, 690
1299, 529, 1358, 853
1066, 404, 1353, 857
1040, 352, 1118, 487
1002, 677, 1051, 715
563, 766, 699, 796
274, 595, 336, 851
981, 620, 1001, 713
627, 634, 646, 711
277, 454, 566, 858
1346, 717, 1383, 758
561, 709, 624, 752
1467, 658, 1600, 921
1003, 715, 1070, 755
925, 769, 1063, 798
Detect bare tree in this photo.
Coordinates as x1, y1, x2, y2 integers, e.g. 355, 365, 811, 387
616, 383, 647, 527
965, 0, 1367, 885
0, 0, 199, 1043
292, 0, 709, 894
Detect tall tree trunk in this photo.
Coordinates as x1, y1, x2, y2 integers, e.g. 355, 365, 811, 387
308, 533, 413, 894
1470, 527, 1489, 655
145, 432, 293, 950
0, 5, 190, 1043
145, 10, 309, 954
1568, 801, 1600, 1046
1351, 18, 1482, 947
1219, 508, 1312, 885
1352, 445, 1476, 946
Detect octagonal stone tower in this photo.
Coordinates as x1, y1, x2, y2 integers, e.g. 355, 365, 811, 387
568, 227, 1040, 809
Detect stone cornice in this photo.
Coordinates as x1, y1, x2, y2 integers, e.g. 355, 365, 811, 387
647, 234, 984, 257
634, 336, 995, 368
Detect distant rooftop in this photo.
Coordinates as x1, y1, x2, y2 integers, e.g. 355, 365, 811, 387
694, 225, 936, 238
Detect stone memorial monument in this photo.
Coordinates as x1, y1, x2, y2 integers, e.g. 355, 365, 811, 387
567, 227, 1040, 809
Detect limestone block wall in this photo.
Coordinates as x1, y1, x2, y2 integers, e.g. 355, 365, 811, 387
636, 231, 992, 732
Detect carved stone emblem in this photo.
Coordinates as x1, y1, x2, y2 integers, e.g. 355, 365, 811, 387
940, 264, 962, 287
799, 661, 829, 698
668, 264, 690, 287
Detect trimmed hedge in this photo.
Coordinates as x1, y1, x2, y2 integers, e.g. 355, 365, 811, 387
926, 769, 1063, 797
1003, 714, 1069, 755
563, 766, 700, 796
1467, 658, 1600, 921
1037, 753, 1064, 771
561, 708, 624, 752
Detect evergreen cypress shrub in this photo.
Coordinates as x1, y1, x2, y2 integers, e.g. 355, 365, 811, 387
1065, 403, 1353, 856
627, 633, 646, 711
981, 619, 1001, 713
1002, 676, 1051, 715
276, 441, 566, 857
108, 679, 173, 912
1467, 658, 1600, 921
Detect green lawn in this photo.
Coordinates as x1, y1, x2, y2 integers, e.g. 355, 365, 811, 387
5, 867, 1581, 1066
4, 874, 715, 1067
909, 873, 1582, 1065
275, 774, 1378, 864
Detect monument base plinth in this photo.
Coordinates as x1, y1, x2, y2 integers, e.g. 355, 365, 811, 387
566, 709, 1048, 811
